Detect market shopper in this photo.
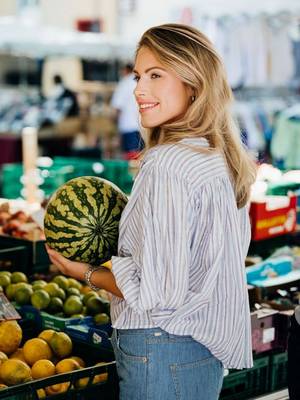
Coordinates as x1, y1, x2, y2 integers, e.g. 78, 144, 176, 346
46, 23, 257, 400
111, 63, 142, 159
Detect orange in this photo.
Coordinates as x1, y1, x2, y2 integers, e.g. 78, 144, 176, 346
0, 359, 32, 386
23, 339, 53, 366
45, 382, 70, 395
38, 329, 55, 344
49, 332, 72, 359
0, 321, 22, 355
31, 359, 56, 379
55, 358, 80, 374
9, 348, 26, 363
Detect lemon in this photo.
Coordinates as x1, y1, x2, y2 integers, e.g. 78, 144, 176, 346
31, 290, 51, 310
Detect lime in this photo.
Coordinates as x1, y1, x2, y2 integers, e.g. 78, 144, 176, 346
32, 280, 47, 287
46, 297, 64, 314
83, 291, 99, 306
52, 276, 69, 291
44, 283, 60, 297
93, 313, 110, 325
66, 287, 81, 297
63, 295, 83, 316
11, 272, 28, 284
31, 290, 51, 310
33, 283, 47, 292
86, 296, 108, 315
68, 278, 82, 291
0, 274, 11, 288
0, 271, 11, 279
56, 288, 66, 301
5, 284, 17, 301
15, 285, 33, 305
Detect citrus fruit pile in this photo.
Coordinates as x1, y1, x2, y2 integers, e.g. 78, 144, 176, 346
0, 322, 108, 395
0, 270, 110, 325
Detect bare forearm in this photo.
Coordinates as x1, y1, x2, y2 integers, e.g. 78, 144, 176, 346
91, 267, 124, 299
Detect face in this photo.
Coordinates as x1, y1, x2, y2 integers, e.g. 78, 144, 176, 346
133, 46, 192, 128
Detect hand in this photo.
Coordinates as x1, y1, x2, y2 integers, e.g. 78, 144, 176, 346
45, 245, 89, 281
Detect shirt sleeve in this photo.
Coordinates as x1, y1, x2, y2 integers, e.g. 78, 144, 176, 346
111, 164, 192, 314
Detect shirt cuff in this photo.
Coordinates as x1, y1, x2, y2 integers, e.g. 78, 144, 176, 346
111, 256, 141, 311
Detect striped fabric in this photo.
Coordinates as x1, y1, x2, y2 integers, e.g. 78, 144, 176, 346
111, 137, 253, 369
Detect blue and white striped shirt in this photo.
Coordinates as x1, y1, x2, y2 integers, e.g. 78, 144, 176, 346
111, 137, 253, 369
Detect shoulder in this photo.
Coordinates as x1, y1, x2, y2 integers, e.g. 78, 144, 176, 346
142, 138, 229, 185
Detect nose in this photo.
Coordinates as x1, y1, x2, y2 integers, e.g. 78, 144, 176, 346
134, 79, 147, 99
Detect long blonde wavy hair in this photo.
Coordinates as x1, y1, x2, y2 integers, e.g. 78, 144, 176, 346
136, 23, 257, 209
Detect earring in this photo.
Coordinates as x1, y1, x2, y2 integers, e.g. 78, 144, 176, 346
191, 95, 195, 102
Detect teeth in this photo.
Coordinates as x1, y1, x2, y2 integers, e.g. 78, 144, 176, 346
140, 103, 157, 109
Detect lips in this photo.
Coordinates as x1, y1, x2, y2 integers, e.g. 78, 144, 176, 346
138, 102, 159, 112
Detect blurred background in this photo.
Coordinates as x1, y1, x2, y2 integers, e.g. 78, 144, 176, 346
0, 0, 300, 199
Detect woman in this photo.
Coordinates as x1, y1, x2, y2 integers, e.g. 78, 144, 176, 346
47, 23, 256, 400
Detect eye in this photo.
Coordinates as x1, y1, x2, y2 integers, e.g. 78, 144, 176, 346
151, 73, 160, 79
133, 75, 140, 82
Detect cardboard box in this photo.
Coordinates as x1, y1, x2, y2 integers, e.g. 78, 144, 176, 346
250, 195, 297, 241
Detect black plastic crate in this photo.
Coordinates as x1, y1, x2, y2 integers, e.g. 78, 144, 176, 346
0, 324, 118, 400
220, 355, 269, 400
269, 351, 288, 392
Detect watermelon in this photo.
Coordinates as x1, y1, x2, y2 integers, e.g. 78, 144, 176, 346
44, 176, 127, 266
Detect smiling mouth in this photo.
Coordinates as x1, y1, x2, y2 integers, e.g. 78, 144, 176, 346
139, 103, 159, 112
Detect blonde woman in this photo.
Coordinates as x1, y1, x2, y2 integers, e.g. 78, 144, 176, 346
47, 23, 257, 399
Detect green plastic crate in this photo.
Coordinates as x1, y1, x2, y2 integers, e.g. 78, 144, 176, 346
269, 351, 288, 392
220, 355, 269, 400
40, 311, 85, 331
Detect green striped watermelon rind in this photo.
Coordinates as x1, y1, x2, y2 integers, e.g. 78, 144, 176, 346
44, 176, 128, 266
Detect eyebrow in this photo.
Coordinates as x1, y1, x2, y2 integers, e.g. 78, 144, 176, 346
133, 66, 167, 75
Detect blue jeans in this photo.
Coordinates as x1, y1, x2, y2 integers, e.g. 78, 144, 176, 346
111, 327, 224, 400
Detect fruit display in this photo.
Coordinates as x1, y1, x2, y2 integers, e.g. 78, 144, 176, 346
0, 271, 110, 324
0, 323, 110, 395
44, 176, 127, 266
0, 202, 44, 240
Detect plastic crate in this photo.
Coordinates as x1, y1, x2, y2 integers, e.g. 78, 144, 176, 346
0, 236, 49, 274
65, 317, 113, 350
269, 351, 288, 392
220, 355, 269, 400
0, 334, 117, 400
40, 311, 86, 331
